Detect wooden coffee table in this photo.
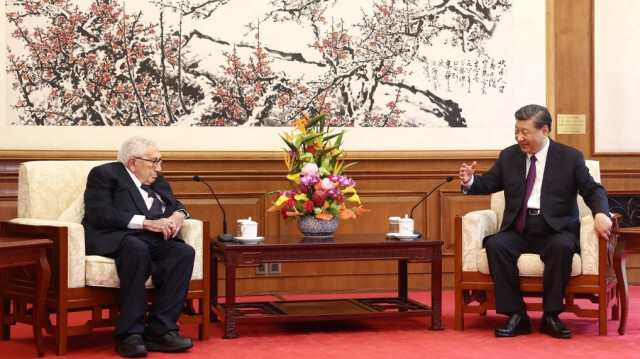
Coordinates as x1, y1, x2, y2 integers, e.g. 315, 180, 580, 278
0, 237, 53, 357
211, 234, 443, 339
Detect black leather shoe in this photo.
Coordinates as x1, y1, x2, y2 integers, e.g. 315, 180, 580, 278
540, 314, 572, 339
143, 330, 193, 352
115, 333, 147, 358
495, 313, 532, 337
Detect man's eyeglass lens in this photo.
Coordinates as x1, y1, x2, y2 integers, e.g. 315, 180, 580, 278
134, 157, 162, 167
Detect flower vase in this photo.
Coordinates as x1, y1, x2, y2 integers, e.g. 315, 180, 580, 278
297, 215, 339, 237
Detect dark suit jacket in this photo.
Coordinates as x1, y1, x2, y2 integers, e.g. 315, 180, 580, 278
82, 162, 187, 256
467, 139, 610, 246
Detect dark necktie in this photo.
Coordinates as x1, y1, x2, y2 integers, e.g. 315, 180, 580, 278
140, 184, 163, 219
515, 155, 537, 233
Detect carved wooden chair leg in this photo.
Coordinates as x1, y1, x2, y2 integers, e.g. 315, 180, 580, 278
183, 299, 197, 315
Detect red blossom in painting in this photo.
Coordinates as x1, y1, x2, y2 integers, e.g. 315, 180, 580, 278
199, 29, 304, 127
6, 0, 184, 126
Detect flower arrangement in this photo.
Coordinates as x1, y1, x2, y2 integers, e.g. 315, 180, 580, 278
268, 113, 368, 221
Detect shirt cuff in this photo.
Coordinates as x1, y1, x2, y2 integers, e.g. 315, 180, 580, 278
128, 215, 145, 230
461, 176, 474, 192
174, 209, 190, 219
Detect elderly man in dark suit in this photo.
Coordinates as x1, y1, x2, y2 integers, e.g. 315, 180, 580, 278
83, 136, 194, 357
459, 104, 612, 339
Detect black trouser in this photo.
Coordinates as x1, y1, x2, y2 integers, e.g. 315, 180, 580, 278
110, 233, 195, 338
484, 214, 577, 316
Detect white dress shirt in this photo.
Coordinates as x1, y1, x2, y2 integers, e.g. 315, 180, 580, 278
125, 168, 166, 229
526, 137, 550, 209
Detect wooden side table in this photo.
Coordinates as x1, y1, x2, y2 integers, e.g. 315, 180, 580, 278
611, 227, 640, 335
0, 237, 53, 357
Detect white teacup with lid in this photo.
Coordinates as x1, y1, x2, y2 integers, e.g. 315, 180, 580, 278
236, 219, 247, 238
239, 217, 258, 238
388, 216, 401, 234
398, 214, 414, 234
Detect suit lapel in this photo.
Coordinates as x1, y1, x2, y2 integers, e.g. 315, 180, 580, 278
513, 149, 527, 198
114, 163, 150, 216
542, 139, 562, 191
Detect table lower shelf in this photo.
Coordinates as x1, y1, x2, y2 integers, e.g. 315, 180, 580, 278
213, 297, 434, 323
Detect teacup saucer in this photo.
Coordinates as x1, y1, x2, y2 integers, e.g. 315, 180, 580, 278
389, 233, 419, 240
234, 236, 265, 244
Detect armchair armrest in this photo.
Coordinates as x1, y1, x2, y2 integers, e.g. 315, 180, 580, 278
179, 219, 204, 280
579, 213, 621, 276
1, 219, 86, 289
461, 209, 498, 272
579, 215, 599, 275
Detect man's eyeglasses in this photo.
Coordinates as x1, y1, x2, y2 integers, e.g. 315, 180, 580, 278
133, 157, 163, 168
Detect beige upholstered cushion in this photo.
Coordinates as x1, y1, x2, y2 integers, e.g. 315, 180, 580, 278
18, 161, 108, 220
85, 256, 154, 288
461, 160, 602, 276
477, 250, 582, 276
57, 193, 85, 223
578, 160, 600, 219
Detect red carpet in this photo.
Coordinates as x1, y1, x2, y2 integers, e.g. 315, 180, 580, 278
4, 287, 640, 358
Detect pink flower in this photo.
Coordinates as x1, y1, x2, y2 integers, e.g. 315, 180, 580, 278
285, 190, 298, 198
300, 174, 320, 193
326, 187, 340, 199
300, 163, 319, 176
320, 178, 333, 190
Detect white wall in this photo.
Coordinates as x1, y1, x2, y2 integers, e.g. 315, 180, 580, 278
594, 0, 640, 153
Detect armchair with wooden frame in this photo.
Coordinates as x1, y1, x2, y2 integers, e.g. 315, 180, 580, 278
453, 160, 619, 335
0, 161, 210, 355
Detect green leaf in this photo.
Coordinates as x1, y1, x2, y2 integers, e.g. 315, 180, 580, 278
321, 131, 344, 143
315, 145, 341, 159
327, 150, 343, 161
336, 134, 344, 149
341, 162, 357, 171
279, 134, 297, 152
306, 113, 325, 129
325, 206, 339, 216
300, 152, 314, 162
300, 132, 324, 145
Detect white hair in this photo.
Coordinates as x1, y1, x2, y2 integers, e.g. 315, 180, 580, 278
117, 136, 159, 164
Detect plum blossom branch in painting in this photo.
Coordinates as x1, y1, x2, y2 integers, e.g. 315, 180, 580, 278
257, 0, 511, 127
196, 30, 305, 127
6, 0, 181, 126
